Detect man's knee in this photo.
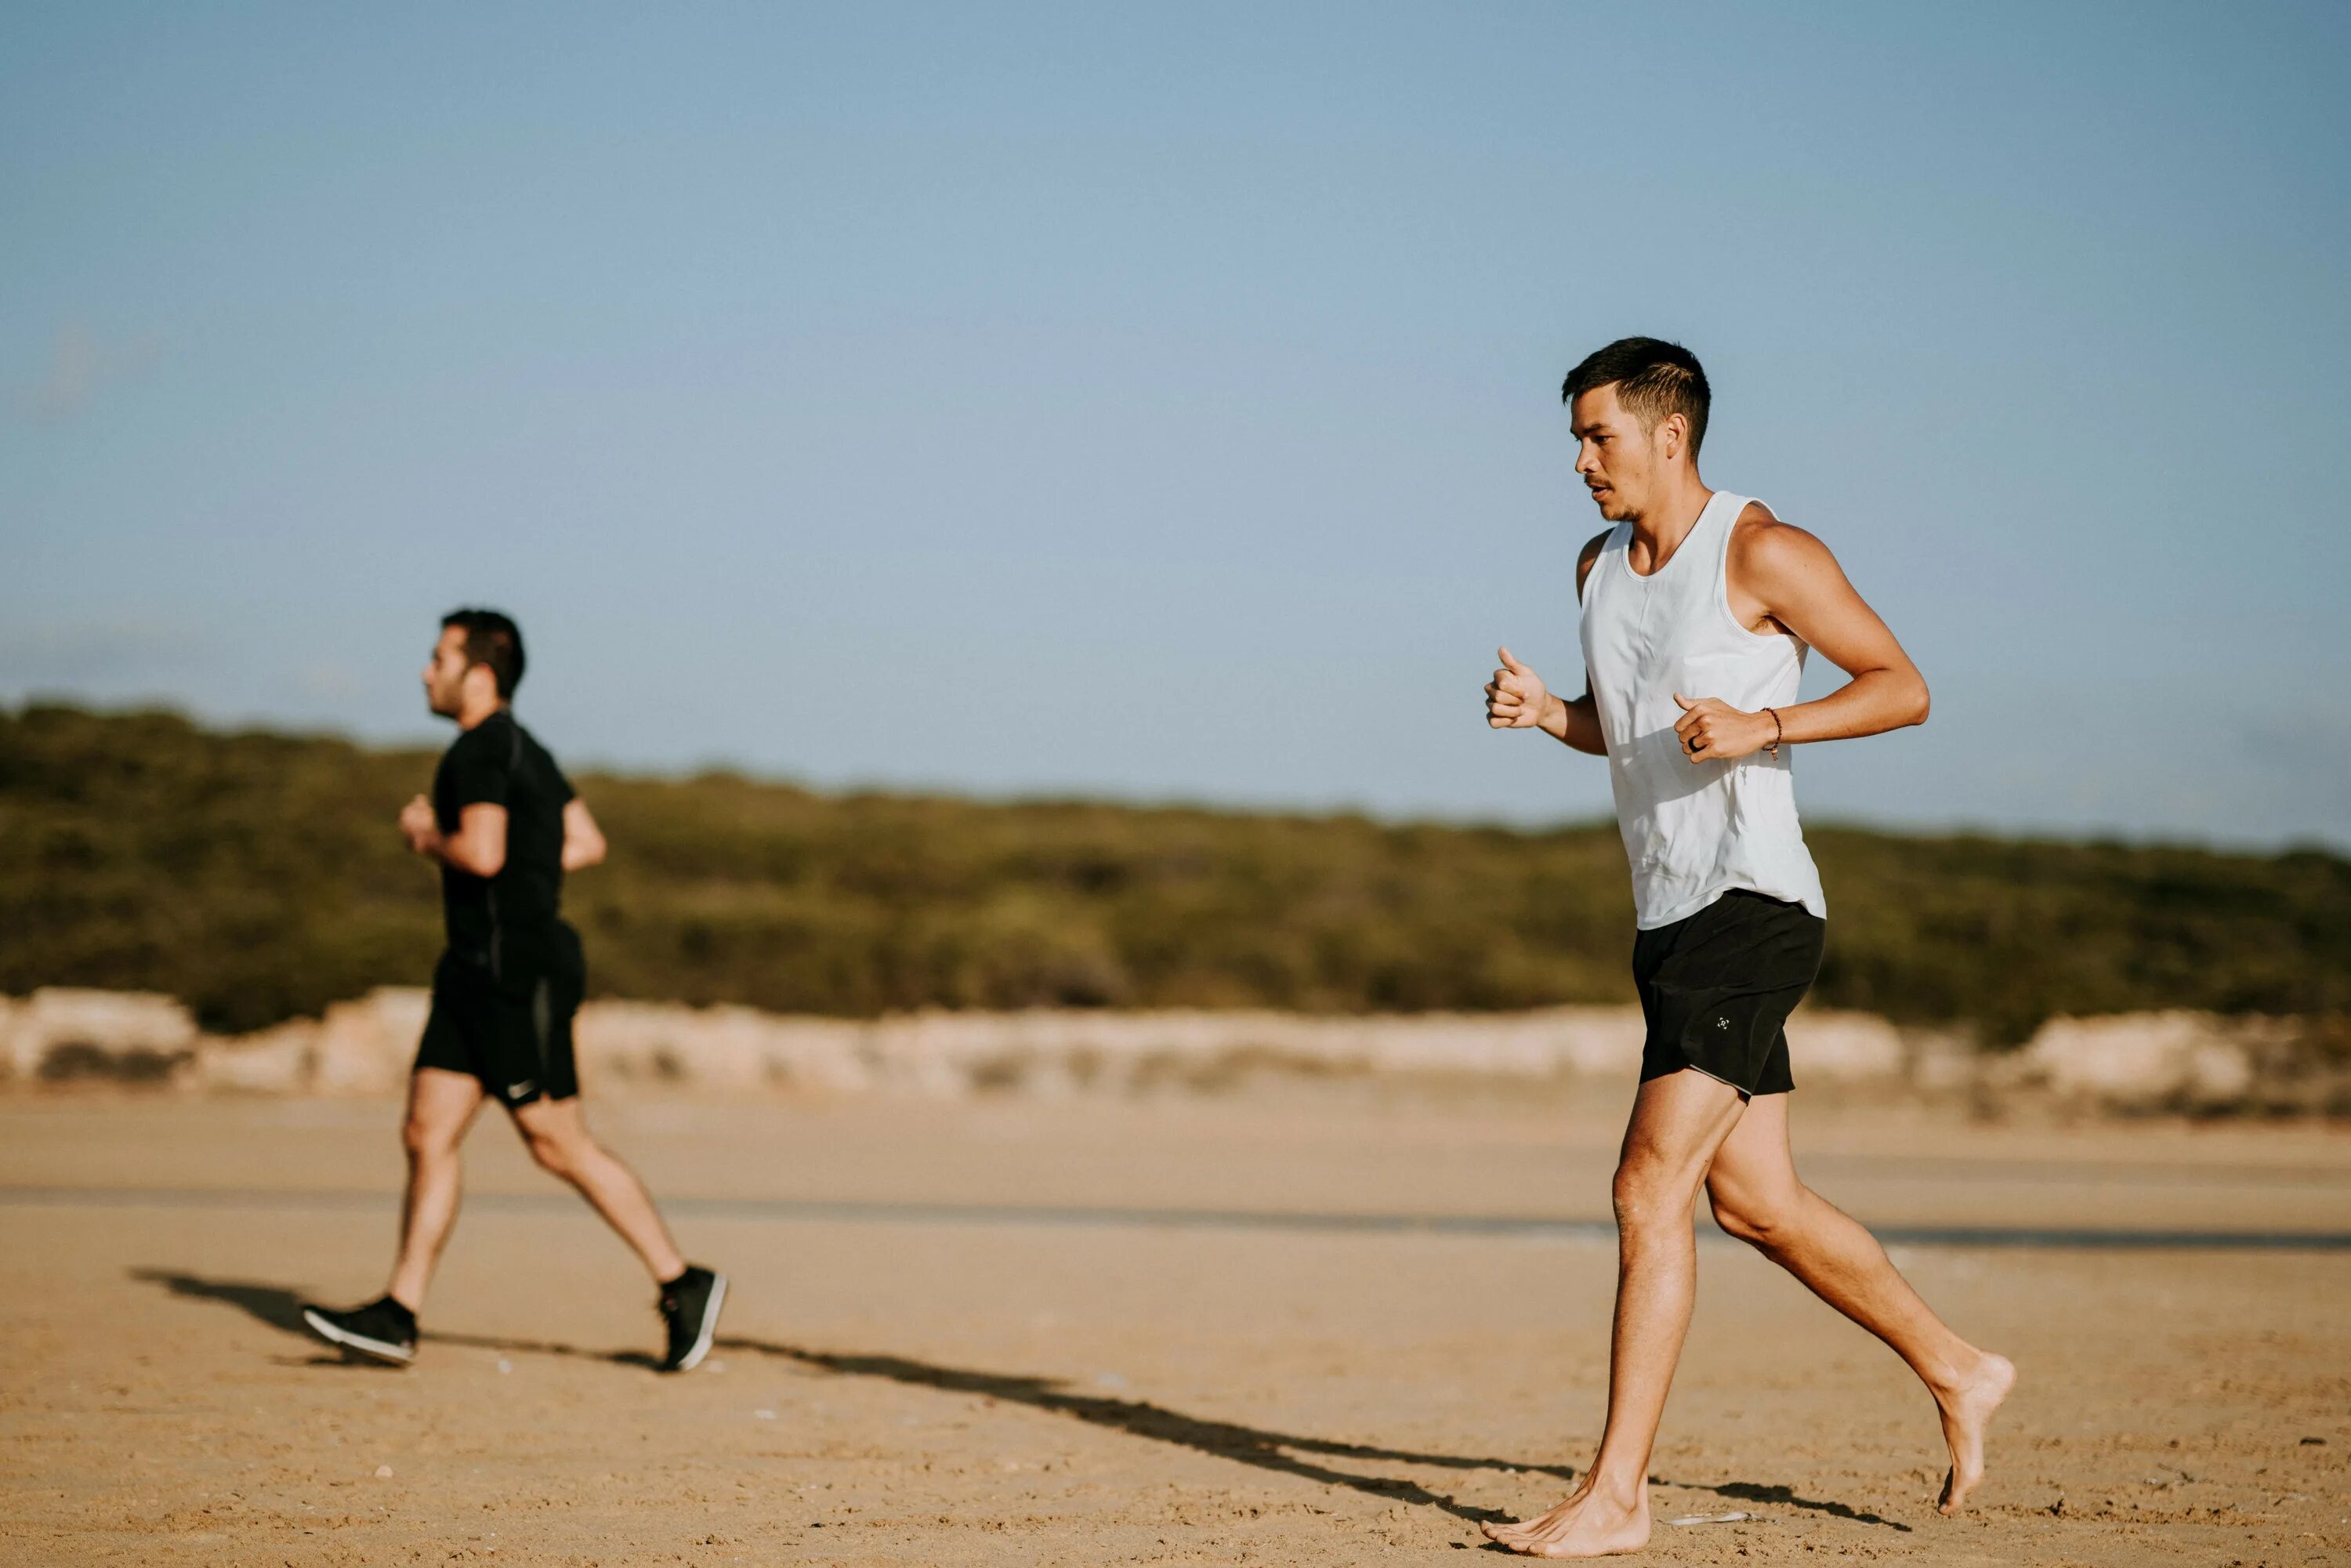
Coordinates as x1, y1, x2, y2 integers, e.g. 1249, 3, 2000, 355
520, 1108, 599, 1179
524, 1125, 580, 1177
403, 1114, 461, 1163
1612, 1150, 1696, 1229
1708, 1180, 1797, 1248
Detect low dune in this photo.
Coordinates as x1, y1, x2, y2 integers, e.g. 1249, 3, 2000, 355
3, 987, 2344, 1117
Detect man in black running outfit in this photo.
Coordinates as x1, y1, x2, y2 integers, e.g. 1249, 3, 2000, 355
302, 610, 726, 1372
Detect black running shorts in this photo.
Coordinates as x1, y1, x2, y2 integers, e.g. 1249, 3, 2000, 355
415, 924, 585, 1108
1632, 889, 1826, 1098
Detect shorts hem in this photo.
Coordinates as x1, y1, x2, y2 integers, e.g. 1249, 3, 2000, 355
408, 1061, 583, 1107
1636, 1057, 1792, 1099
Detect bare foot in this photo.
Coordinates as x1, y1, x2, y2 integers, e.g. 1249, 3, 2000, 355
1480, 1487, 1651, 1559
1935, 1351, 2016, 1515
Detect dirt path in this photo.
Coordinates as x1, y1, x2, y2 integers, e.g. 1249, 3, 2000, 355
4, 1095, 2348, 1564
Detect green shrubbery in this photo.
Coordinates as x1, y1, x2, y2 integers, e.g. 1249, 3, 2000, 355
3, 704, 2343, 1041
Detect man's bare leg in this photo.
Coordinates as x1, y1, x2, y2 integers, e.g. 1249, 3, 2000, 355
1484, 1070, 1748, 1558
1705, 1095, 2014, 1513
385, 1067, 487, 1311
509, 1096, 687, 1283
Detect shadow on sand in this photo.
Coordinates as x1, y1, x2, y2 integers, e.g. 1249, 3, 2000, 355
713, 1335, 1910, 1534
130, 1267, 1909, 1534
724, 1334, 1567, 1526
125, 1268, 660, 1369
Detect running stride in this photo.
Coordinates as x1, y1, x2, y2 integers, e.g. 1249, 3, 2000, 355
301, 610, 727, 1373
1478, 339, 2012, 1556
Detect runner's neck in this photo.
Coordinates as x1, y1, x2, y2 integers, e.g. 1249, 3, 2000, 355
1624, 480, 1715, 578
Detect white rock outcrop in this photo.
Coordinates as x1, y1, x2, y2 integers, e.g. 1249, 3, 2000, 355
6, 988, 2326, 1113
154, 996, 1906, 1098
2011, 1011, 2263, 1111
0, 989, 198, 1082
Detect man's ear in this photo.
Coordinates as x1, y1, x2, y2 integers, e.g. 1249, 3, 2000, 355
1658, 411, 1690, 463
462, 661, 502, 703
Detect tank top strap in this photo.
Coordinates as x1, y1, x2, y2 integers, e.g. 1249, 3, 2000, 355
1704, 491, 1751, 607
1702, 491, 1748, 559
1581, 522, 1630, 607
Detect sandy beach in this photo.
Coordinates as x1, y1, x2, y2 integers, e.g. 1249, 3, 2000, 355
4, 1089, 2348, 1566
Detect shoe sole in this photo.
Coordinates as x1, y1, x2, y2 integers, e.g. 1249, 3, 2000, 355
301, 1307, 416, 1367
665, 1273, 727, 1373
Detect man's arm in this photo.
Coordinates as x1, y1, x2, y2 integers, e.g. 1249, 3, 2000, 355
1670, 505, 1929, 764
1484, 531, 1610, 756
561, 798, 607, 871
400, 797, 508, 877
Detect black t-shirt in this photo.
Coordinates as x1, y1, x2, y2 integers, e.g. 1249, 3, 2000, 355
432, 708, 574, 962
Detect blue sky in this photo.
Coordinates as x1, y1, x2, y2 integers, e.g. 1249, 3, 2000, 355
5, 2, 2346, 847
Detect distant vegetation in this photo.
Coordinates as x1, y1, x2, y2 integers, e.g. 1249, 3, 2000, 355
3, 704, 2345, 1043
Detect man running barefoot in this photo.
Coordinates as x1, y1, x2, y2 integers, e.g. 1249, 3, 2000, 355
301, 610, 726, 1373
1477, 339, 2012, 1557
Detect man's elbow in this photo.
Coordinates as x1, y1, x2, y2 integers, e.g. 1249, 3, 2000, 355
567, 838, 607, 871
1903, 673, 1931, 728
457, 842, 505, 878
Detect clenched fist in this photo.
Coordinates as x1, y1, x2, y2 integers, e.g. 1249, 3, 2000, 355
1485, 646, 1549, 730
399, 793, 440, 854
1672, 693, 1777, 763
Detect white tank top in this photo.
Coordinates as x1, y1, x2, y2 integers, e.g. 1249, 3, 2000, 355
1578, 490, 1827, 929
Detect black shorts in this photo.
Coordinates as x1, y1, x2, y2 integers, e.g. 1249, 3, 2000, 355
1632, 889, 1825, 1098
415, 924, 585, 1108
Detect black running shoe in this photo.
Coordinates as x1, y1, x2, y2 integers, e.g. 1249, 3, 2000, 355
656, 1266, 727, 1372
301, 1295, 418, 1366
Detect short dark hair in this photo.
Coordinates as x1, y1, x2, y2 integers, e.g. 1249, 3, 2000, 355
1561, 337, 1711, 457
441, 608, 526, 700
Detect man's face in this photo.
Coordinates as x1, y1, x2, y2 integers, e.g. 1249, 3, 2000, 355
421, 626, 473, 717
1570, 383, 1673, 521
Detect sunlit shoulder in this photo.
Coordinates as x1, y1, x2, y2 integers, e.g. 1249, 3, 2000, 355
1728, 502, 1842, 589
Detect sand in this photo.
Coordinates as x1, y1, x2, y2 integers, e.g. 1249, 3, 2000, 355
3, 1088, 2349, 1565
